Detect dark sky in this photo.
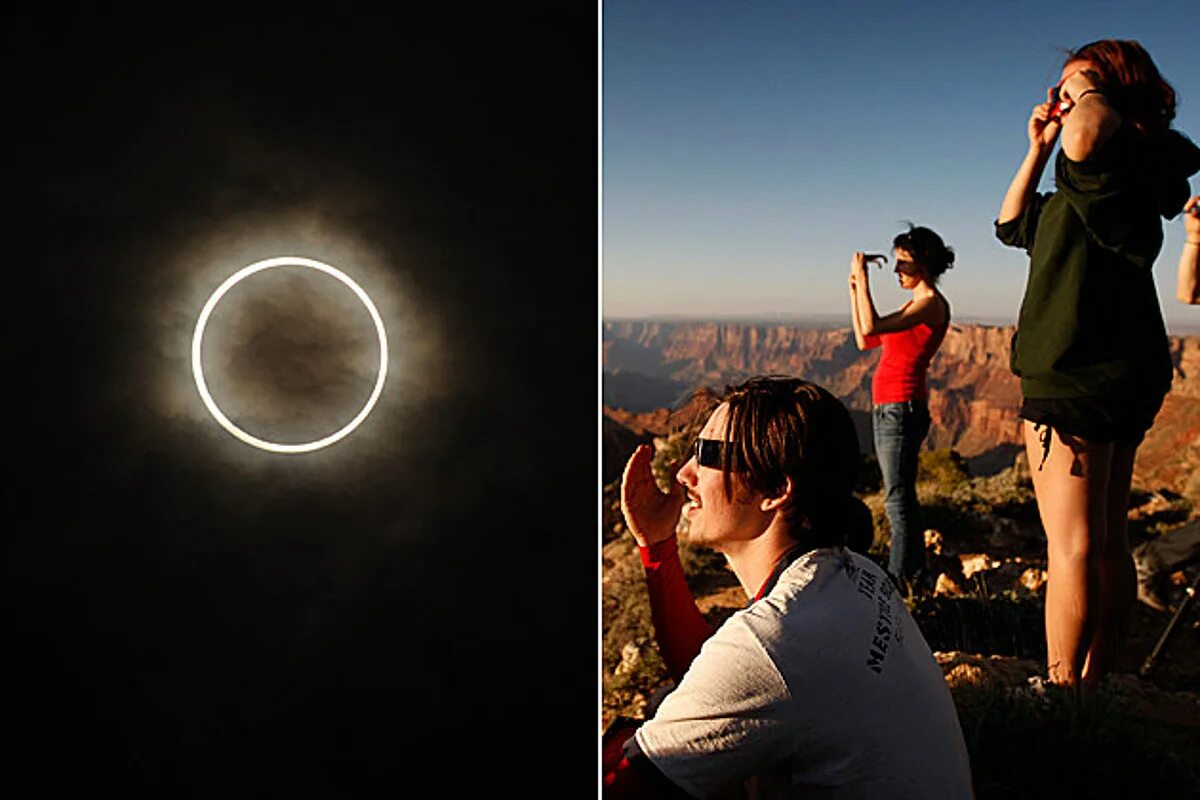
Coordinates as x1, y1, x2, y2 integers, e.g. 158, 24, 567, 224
11, 11, 596, 795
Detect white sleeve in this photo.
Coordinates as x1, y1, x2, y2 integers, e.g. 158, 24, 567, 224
634, 616, 795, 799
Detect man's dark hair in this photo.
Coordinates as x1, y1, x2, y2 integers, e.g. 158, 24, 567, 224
893, 224, 955, 283
713, 376, 871, 549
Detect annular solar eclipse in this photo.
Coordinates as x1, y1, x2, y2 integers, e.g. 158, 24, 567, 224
192, 256, 388, 453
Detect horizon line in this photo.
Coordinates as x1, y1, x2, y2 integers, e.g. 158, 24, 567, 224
602, 314, 1200, 336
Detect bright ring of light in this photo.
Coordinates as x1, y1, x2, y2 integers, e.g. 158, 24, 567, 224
192, 256, 388, 453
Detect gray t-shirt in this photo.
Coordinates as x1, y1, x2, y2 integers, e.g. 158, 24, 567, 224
635, 548, 972, 799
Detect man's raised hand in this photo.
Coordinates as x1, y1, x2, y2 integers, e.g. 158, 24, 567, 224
620, 444, 686, 547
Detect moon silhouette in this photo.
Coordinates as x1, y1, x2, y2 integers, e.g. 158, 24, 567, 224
192, 256, 388, 453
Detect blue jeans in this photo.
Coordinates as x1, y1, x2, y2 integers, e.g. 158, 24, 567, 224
873, 401, 931, 581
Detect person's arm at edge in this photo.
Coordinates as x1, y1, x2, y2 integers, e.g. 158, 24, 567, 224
1177, 196, 1200, 304
1179, 244, 1200, 304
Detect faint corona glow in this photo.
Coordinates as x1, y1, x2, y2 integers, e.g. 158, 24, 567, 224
192, 256, 388, 453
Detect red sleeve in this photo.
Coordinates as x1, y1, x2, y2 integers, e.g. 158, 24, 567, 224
640, 537, 714, 682
603, 722, 692, 799
604, 754, 691, 799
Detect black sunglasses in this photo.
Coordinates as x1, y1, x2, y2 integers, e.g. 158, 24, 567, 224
694, 437, 741, 470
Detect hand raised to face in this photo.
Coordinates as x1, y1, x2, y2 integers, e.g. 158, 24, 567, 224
1028, 90, 1063, 150
620, 444, 686, 547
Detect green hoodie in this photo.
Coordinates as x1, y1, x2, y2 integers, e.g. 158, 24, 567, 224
996, 126, 1200, 400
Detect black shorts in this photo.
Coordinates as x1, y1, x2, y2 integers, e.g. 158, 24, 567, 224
1018, 390, 1165, 448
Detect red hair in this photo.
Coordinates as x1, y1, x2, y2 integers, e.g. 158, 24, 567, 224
1066, 39, 1176, 136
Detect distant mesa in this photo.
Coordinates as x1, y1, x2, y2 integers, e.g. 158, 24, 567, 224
602, 320, 1200, 502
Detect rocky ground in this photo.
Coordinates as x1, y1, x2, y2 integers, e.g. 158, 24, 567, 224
601, 435, 1200, 796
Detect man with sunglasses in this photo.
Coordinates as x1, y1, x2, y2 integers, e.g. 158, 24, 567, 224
603, 377, 971, 799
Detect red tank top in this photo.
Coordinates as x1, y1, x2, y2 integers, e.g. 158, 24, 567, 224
871, 301, 949, 405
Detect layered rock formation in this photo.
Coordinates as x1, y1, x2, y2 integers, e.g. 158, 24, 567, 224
603, 321, 1200, 499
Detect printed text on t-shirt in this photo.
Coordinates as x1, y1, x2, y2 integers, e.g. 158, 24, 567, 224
856, 569, 901, 674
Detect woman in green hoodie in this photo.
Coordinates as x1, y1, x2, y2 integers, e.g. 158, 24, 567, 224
996, 39, 1199, 688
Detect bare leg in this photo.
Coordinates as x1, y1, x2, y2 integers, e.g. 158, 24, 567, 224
1081, 443, 1137, 687
1024, 421, 1113, 686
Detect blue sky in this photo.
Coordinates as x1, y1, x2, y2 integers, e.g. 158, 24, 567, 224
602, 1, 1200, 333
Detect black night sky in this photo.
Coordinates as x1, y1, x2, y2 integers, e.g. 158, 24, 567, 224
12, 11, 596, 795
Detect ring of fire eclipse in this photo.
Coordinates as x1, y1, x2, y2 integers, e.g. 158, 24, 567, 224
191, 256, 388, 453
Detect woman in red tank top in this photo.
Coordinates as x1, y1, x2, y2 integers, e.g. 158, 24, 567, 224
847, 225, 953, 590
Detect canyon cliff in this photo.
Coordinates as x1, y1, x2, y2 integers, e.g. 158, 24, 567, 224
603, 321, 1200, 500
